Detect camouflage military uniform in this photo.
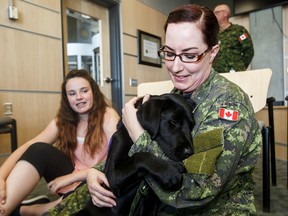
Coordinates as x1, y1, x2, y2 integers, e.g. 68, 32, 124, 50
128, 69, 262, 215
213, 23, 254, 73
47, 69, 261, 216
46, 162, 106, 216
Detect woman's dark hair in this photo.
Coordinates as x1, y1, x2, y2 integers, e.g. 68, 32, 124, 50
164, 4, 219, 48
55, 69, 109, 160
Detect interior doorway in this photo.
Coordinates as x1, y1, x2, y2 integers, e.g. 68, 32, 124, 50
62, 0, 123, 113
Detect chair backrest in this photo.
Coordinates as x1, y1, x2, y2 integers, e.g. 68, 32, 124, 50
137, 80, 174, 97
137, 68, 272, 113
219, 68, 272, 113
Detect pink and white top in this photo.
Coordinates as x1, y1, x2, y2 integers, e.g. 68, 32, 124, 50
74, 136, 108, 170
57, 135, 108, 194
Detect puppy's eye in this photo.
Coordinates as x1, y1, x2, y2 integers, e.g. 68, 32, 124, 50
169, 119, 180, 127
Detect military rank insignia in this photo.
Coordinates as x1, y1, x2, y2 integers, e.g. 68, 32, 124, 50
219, 107, 239, 121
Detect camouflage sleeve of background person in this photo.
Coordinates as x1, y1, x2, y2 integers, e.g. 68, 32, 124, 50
128, 71, 262, 215
237, 25, 254, 69
213, 24, 254, 72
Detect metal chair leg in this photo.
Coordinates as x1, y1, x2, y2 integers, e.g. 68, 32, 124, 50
262, 126, 270, 212
267, 97, 276, 186
11, 119, 18, 152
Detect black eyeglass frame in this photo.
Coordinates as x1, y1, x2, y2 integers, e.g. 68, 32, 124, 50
158, 46, 211, 63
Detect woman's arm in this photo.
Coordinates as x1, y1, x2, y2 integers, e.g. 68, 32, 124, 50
127, 101, 261, 209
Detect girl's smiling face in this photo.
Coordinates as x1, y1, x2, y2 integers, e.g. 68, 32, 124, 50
66, 77, 94, 115
164, 22, 219, 93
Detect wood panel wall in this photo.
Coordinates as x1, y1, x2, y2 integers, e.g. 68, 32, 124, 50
0, 0, 62, 155
256, 107, 288, 161
122, 0, 169, 103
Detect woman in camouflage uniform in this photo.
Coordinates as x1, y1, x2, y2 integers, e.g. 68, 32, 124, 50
50, 4, 261, 216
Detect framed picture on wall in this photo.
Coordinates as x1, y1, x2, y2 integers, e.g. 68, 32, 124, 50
138, 30, 162, 68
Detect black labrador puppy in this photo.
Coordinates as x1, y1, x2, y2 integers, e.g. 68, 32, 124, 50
75, 93, 196, 216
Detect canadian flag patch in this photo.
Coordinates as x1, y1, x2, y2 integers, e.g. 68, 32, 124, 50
238, 33, 248, 41
219, 108, 239, 121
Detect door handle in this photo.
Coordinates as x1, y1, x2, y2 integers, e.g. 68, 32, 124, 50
103, 77, 113, 83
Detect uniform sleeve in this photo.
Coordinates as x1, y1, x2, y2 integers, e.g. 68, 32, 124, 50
128, 131, 167, 159
239, 28, 254, 68
128, 101, 261, 209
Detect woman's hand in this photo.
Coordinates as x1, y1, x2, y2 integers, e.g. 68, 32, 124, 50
87, 168, 116, 208
122, 94, 150, 142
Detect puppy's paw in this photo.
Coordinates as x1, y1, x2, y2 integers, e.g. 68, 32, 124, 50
157, 165, 184, 191
171, 162, 186, 174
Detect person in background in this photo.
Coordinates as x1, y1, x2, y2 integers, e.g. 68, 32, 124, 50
84, 4, 261, 215
213, 4, 254, 73
0, 69, 119, 216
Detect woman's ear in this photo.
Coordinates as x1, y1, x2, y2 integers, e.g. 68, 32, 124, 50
209, 44, 220, 63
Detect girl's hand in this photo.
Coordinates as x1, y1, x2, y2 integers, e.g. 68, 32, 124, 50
0, 178, 6, 214
0, 178, 6, 205
47, 175, 75, 194
87, 168, 116, 207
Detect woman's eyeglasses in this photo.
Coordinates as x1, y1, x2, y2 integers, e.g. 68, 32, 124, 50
158, 46, 211, 63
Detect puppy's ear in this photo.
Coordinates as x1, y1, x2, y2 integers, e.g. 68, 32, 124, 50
136, 98, 164, 140
134, 97, 144, 109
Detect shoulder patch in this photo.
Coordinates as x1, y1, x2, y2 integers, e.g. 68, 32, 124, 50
219, 107, 239, 121
238, 33, 248, 41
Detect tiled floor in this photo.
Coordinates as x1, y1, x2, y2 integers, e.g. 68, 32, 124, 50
254, 155, 288, 216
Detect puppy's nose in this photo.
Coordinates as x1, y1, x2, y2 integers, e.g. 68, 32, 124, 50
183, 147, 194, 158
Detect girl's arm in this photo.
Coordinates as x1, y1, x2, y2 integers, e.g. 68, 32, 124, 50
102, 107, 120, 145
0, 119, 58, 203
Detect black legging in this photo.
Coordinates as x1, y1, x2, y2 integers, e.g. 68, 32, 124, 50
19, 142, 74, 183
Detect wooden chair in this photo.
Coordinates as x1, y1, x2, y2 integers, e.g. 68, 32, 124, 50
137, 68, 273, 212
137, 80, 174, 97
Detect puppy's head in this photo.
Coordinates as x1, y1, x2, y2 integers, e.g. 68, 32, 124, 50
136, 94, 196, 161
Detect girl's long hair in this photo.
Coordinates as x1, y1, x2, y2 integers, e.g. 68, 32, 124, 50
55, 69, 108, 161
